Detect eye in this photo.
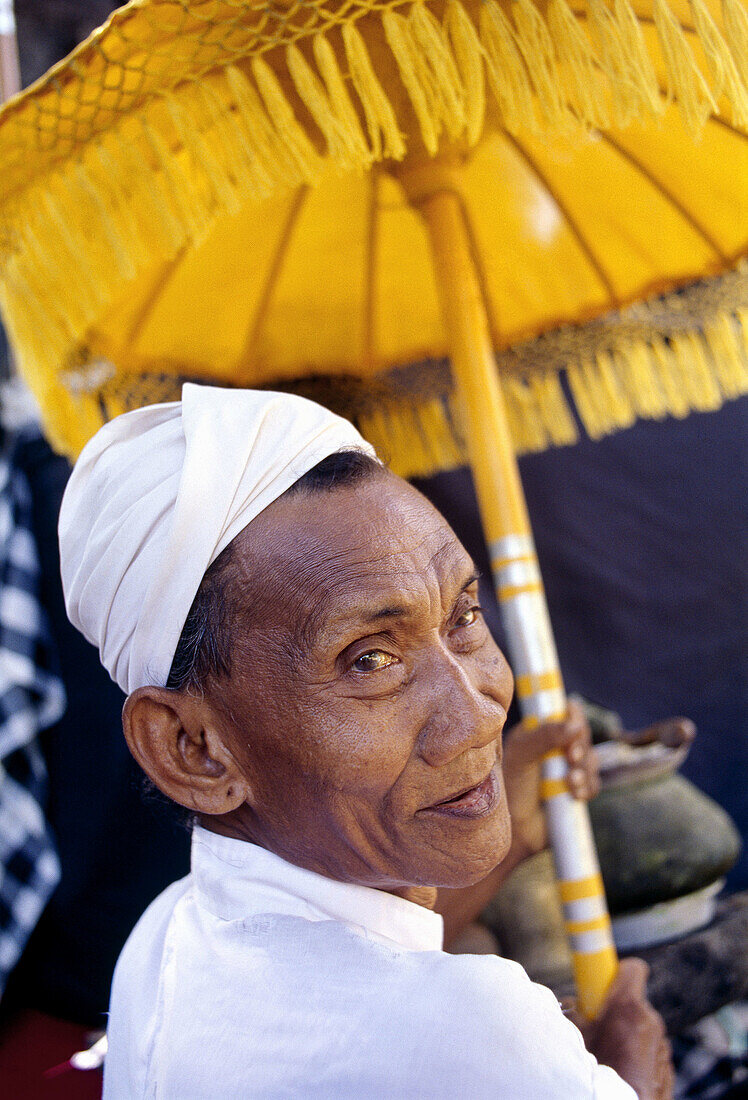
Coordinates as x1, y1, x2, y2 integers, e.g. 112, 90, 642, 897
352, 650, 399, 673
454, 605, 483, 629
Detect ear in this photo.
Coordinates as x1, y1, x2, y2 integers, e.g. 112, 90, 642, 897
122, 687, 251, 814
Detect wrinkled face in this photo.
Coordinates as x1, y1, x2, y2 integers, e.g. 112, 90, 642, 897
210, 472, 514, 890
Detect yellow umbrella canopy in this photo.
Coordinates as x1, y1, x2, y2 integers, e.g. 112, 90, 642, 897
1, 0, 747, 1018
84, 117, 747, 475
0, 0, 745, 457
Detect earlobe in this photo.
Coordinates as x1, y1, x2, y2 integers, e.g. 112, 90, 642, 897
122, 687, 250, 814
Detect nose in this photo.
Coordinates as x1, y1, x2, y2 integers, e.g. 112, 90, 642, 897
416, 648, 512, 767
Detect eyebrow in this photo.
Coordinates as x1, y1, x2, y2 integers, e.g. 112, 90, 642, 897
356, 568, 482, 625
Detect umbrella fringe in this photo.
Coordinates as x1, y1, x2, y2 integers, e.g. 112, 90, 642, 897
356, 312, 748, 470
546, 0, 611, 130
14, 287, 743, 469
342, 22, 407, 160
653, 0, 718, 135
479, 2, 539, 132
689, 0, 748, 128
723, 0, 748, 90
2, 0, 746, 207
513, 0, 574, 131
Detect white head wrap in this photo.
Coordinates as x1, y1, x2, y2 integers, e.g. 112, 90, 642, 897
59, 384, 377, 695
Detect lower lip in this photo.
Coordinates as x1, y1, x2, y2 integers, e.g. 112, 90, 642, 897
425, 768, 500, 819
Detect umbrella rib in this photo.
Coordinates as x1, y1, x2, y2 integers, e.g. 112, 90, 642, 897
363, 170, 378, 373
597, 132, 729, 263
237, 184, 310, 377
708, 115, 748, 142
503, 132, 619, 305
125, 244, 189, 350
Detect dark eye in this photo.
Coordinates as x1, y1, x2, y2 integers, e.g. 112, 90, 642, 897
352, 650, 399, 673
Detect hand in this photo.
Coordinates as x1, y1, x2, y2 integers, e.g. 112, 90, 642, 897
577, 958, 674, 1100
503, 699, 599, 863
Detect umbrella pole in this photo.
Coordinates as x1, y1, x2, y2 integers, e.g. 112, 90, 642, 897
0, 1, 20, 104
402, 161, 617, 1019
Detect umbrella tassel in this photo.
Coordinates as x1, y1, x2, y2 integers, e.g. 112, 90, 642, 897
479, 1, 538, 133
313, 33, 373, 164
648, 335, 693, 418
722, 0, 748, 89
445, 0, 486, 146
704, 314, 748, 399
528, 371, 580, 446
503, 375, 553, 451
38, 186, 102, 313
383, 10, 439, 154
587, 0, 655, 128
341, 22, 406, 161
567, 358, 614, 438
653, 0, 717, 137
546, 0, 611, 130
688, 0, 748, 128
164, 89, 241, 217
612, 0, 663, 117
89, 142, 153, 274
512, 0, 572, 130
197, 76, 277, 198
286, 39, 370, 171
738, 308, 748, 365
671, 331, 724, 411
250, 56, 321, 183
408, 4, 467, 141
615, 342, 669, 420
105, 128, 185, 258
417, 395, 466, 470
225, 64, 307, 187
138, 116, 210, 242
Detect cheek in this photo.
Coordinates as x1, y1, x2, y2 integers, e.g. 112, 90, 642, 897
296, 698, 415, 797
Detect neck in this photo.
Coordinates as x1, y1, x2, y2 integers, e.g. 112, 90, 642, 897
198, 816, 438, 910
389, 885, 438, 909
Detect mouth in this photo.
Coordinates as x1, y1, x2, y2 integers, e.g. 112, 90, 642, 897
422, 766, 500, 819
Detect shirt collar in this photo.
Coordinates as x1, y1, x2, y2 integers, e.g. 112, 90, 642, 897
191, 825, 444, 952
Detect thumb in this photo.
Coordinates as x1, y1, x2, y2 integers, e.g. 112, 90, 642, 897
607, 958, 650, 1003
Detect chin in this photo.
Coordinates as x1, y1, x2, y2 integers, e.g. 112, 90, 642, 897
416, 808, 513, 890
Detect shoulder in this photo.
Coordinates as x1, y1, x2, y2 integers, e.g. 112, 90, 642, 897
104, 874, 192, 1100
367, 949, 633, 1099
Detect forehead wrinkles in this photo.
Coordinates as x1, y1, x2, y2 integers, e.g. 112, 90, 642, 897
295, 530, 467, 650
225, 477, 468, 646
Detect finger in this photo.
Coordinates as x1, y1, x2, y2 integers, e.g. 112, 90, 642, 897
623, 717, 696, 749
566, 767, 588, 798
584, 749, 601, 800
514, 709, 590, 764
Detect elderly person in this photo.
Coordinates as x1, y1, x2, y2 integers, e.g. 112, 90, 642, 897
60, 385, 671, 1099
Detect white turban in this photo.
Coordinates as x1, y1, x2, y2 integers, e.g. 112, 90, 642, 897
59, 384, 377, 695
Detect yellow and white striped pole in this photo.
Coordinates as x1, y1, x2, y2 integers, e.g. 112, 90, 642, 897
403, 159, 617, 1019
0, 1, 20, 104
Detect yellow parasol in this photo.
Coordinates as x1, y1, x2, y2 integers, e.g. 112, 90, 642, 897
1, 0, 747, 1017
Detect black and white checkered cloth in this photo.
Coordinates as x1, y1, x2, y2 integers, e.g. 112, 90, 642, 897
0, 438, 65, 997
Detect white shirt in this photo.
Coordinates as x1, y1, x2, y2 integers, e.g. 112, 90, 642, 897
104, 827, 636, 1099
